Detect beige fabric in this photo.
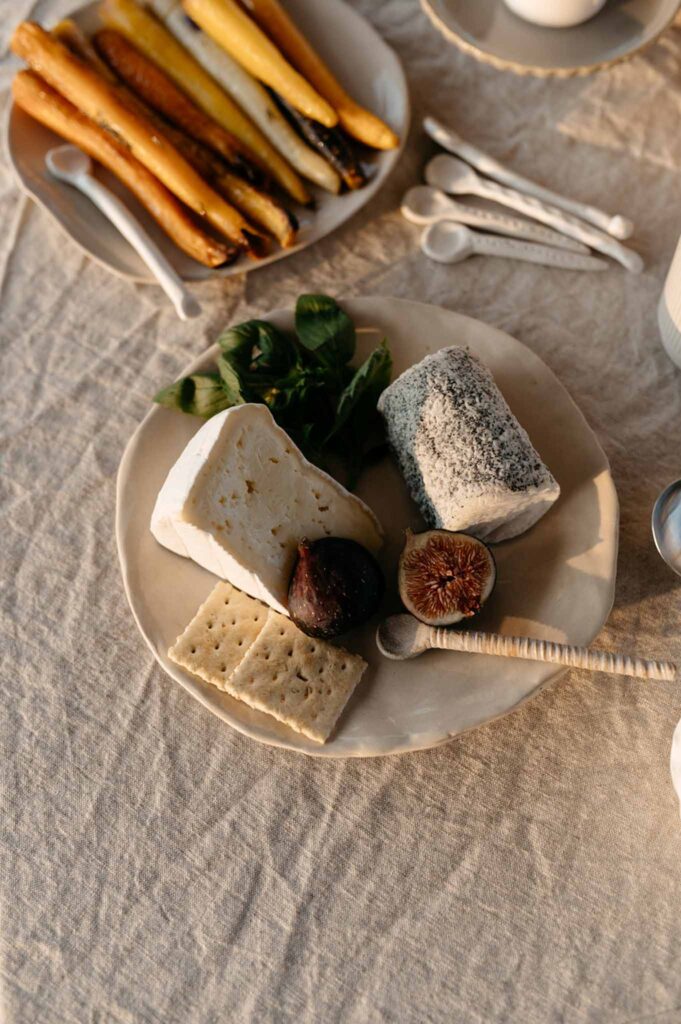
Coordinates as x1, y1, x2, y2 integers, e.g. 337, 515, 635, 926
3, 3, 681, 1021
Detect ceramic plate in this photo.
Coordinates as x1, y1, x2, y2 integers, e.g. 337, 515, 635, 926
5, 0, 408, 282
421, 0, 680, 76
117, 297, 619, 757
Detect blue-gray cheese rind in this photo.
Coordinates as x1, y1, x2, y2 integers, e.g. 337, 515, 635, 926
377, 347, 560, 542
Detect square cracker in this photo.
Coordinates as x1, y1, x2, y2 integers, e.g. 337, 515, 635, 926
168, 581, 268, 690
224, 614, 366, 743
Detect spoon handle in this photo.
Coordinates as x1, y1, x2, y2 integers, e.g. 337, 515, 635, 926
423, 116, 634, 240
470, 233, 607, 272
72, 172, 200, 320
401, 188, 589, 254
474, 177, 642, 273
430, 629, 677, 681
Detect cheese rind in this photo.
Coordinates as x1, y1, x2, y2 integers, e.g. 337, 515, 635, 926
378, 347, 560, 543
151, 404, 383, 613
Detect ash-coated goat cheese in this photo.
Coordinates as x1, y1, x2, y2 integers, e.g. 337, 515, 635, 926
378, 347, 560, 543
151, 404, 383, 614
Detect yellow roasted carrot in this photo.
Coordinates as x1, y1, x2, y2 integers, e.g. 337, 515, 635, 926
240, 0, 399, 150
93, 32, 298, 246
12, 70, 234, 267
52, 18, 115, 76
99, 0, 310, 204
11, 22, 264, 254
54, 20, 295, 248
147, 0, 340, 193
149, 116, 298, 247
183, 0, 337, 127
94, 29, 258, 181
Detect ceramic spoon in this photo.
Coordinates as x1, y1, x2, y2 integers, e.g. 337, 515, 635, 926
425, 154, 643, 273
377, 615, 677, 681
46, 145, 201, 320
421, 221, 608, 272
423, 116, 634, 240
401, 185, 589, 253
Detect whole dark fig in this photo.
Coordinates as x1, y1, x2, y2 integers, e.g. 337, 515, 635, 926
288, 537, 385, 639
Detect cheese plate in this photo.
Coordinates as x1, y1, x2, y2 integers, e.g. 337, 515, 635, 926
116, 297, 619, 757
5, 0, 409, 282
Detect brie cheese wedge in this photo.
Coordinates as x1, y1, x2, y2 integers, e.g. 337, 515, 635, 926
151, 404, 383, 614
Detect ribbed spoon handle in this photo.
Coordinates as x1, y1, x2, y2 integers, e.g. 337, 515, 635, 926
474, 177, 643, 273
471, 233, 607, 271
423, 116, 634, 240
430, 629, 677, 681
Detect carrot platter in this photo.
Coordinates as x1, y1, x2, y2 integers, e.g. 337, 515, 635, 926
6, 0, 409, 280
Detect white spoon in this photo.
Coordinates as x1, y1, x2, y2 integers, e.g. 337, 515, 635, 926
377, 615, 677, 681
426, 154, 643, 273
421, 221, 608, 272
46, 145, 201, 320
423, 116, 634, 240
401, 185, 589, 254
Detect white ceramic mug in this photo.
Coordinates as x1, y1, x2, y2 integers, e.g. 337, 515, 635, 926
503, 0, 608, 27
658, 233, 681, 370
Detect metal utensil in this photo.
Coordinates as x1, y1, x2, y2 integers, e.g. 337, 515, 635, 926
377, 615, 677, 681
421, 221, 608, 272
402, 185, 590, 253
652, 479, 681, 576
423, 116, 634, 240
425, 154, 643, 273
46, 145, 201, 320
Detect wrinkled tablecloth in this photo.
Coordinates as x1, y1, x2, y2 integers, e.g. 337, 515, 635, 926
3, 3, 681, 1022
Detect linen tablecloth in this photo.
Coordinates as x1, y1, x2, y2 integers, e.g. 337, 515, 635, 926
4, 3, 681, 1021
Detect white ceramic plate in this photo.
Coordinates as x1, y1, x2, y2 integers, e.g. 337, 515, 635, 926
5, 0, 408, 282
421, 0, 680, 76
117, 298, 619, 757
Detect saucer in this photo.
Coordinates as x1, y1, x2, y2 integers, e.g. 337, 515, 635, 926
421, 0, 681, 76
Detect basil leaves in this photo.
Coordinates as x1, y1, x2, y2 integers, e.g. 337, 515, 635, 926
154, 294, 392, 487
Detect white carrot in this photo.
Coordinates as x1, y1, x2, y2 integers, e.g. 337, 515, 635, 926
149, 0, 341, 194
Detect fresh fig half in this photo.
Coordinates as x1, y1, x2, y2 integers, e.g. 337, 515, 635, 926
288, 537, 385, 639
398, 529, 496, 626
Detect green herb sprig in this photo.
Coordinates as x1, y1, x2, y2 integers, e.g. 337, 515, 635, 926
154, 294, 392, 488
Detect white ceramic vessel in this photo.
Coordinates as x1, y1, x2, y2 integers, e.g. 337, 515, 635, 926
658, 233, 681, 369
116, 298, 619, 758
672, 718, 681, 817
503, 0, 607, 28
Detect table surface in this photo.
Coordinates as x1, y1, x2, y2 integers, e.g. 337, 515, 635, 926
3, 3, 681, 1022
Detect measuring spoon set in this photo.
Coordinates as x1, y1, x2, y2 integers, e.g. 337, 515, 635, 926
405, 116, 642, 274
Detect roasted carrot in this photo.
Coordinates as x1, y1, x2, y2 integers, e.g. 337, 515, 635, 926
146, 119, 298, 248
147, 0, 340, 194
56, 20, 296, 247
94, 29, 260, 185
52, 18, 115, 77
92, 32, 298, 246
11, 22, 265, 255
12, 70, 234, 267
240, 0, 399, 150
99, 0, 310, 204
183, 0, 337, 127
180, 138, 298, 247
273, 93, 366, 191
